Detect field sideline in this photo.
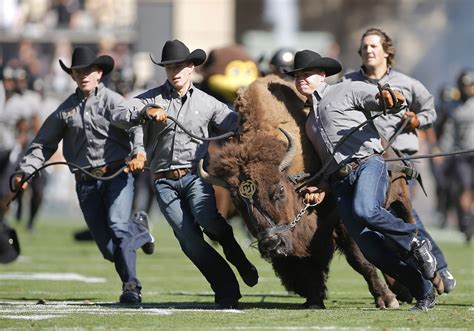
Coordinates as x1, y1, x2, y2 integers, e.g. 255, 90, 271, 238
0, 214, 472, 330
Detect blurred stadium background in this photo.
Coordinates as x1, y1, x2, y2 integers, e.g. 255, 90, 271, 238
0, 0, 473, 231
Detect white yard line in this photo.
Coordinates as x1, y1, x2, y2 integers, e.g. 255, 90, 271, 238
0, 272, 106, 283
1, 314, 62, 320
0, 300, 242, 321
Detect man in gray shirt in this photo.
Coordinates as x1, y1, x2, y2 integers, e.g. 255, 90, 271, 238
112, 39, 258, 309
287, 50, 437, 311
12, 47, 154, 304
449, 69, 474, 241
344, 27, 456, 293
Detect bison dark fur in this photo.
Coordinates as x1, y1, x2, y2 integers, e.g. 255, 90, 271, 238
208, 133, 398, 309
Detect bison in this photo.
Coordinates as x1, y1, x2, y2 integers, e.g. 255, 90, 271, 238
199, 75, 419, 308
200, 129, 401, 308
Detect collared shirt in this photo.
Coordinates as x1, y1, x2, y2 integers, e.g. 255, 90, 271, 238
18, 83, 143, 175
344, 68, 436, 154
112, 81, 238, 173
452, 97, 474, 150
0, 91, 30, 152
305, 81, 385, 176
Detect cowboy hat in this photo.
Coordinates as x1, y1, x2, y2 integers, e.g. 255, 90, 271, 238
0, 223, 20, 264
284, 50, 342, 77
59, 47, 114, 76
150, 39, 206, 67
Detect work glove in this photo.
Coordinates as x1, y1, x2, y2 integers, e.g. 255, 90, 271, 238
376, 89, 406, 109
147, 107, 167, 123
401, 111, 420, 130
11, 173, 28, 192
299, 186, 326, 205
125, 151, 146, 173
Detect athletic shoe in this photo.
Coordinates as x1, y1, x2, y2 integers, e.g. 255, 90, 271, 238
411, 238, 437, 279
119, 283, 142, 304
410, 289, 436, 312
132, 211, 155, 255
237, 263, 259, 287
439, 269, 457, 293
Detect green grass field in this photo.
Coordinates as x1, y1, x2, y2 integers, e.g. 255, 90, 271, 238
0, 213, 472, 330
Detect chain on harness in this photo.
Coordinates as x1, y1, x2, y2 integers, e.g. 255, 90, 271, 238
237, 175, 318, 241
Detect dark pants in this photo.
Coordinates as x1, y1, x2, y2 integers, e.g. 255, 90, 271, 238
75, 172, 151, 289
331, 155, 432, 300
154, 172, 242, 303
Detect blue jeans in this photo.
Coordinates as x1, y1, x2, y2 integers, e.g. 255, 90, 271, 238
154, 172, 241, 303
331, 155, 432, 299
76, 172, 151, 289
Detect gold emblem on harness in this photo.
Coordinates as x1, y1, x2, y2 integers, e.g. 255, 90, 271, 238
239, 180, 256, 202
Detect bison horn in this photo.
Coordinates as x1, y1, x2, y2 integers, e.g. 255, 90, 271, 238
197, 159, 230, 188
278, 127, 296, 172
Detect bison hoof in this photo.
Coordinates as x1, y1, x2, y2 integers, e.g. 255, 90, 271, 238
376, 296, 400, 309
302, 300, 326, 309
432, 272, 445, 294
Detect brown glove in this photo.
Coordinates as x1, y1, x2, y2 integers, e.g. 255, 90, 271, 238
147, 107, 167, 123
12, 175, 28, 192
376, 89, 406, 109
300, 186, 326, 205
125, 152, 146, 173
401, 111, 420, 130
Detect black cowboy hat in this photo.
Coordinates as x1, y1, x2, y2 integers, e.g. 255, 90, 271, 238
284, 50, 342, 77
59, 47, 114, 76
150, 39, 206, 67
0, 223, 20, 264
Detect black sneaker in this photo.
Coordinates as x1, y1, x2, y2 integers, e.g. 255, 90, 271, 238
439, 269, 456, 293
119, 283, 142, 304
132, 211, 155, 255
237, 263, 259, 287
411, 238, 437, 279
410, 289, 436, 312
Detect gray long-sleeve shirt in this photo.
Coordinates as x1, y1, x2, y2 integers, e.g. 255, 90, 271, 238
305, 81, 389, 176
344, 68, 436, 154
452, 97, 474, 150
112, 81, 238, 173
18, 83, 143, 176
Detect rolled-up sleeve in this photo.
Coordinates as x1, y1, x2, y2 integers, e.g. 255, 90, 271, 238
18, 112, 64, 176
211, 99, 239, 133
409, 79, 436, 128
112, 98, 146, 129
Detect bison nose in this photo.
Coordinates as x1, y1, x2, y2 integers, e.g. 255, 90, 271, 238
258, 235, 284, 257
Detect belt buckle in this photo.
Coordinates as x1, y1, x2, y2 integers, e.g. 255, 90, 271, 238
338, 163, 353, 177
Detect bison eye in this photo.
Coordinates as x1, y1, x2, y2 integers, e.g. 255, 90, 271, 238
270, 184, 285, 202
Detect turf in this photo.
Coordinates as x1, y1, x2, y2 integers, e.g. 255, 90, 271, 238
0, 213, 472, 330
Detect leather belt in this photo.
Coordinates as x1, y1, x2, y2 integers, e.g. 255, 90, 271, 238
329, 155, 374, 183
154, 168, 192, 180
74, 160, 124, 182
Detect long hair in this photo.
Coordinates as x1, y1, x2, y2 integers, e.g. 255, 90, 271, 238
358, 28, 396, 67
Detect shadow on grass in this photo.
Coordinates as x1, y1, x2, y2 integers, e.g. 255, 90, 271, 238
1, 293, 469, 311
